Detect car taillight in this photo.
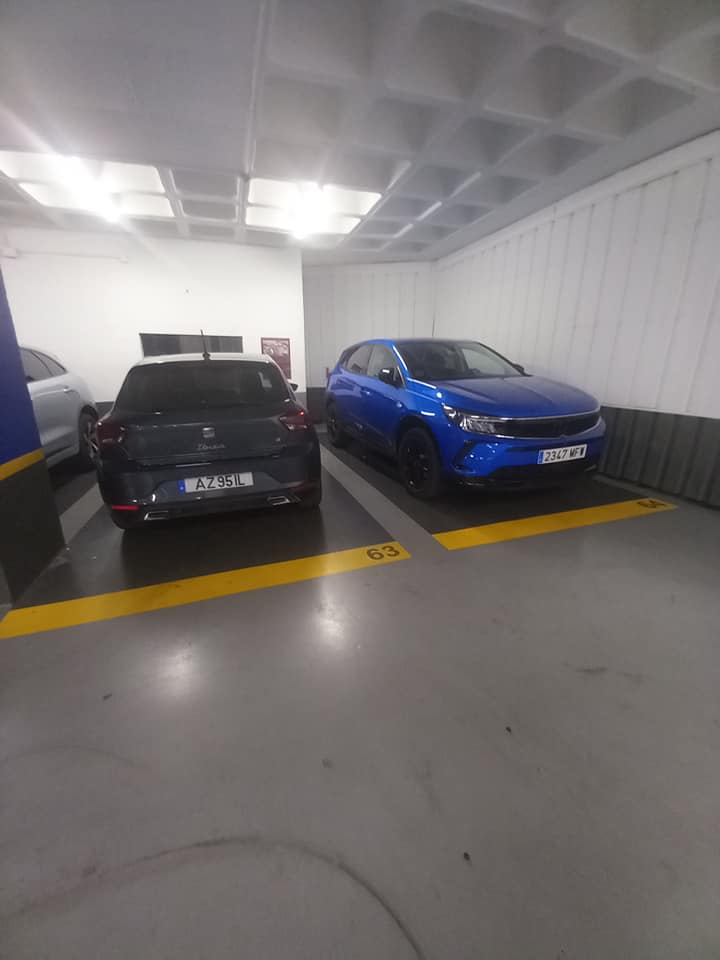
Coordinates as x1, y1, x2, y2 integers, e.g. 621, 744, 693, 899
96, 420, 126, 446
279, 409, 309, 431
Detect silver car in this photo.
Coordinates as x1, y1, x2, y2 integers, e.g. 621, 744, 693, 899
21, 347, 98, 469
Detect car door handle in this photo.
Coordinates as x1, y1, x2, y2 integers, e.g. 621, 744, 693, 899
62, 386, 72, 393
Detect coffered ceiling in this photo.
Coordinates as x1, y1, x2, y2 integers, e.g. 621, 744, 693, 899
1, 0, 719, 261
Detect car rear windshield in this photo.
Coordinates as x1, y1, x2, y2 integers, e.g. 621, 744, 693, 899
116, 361, 289, 412
396, 340, 521, 381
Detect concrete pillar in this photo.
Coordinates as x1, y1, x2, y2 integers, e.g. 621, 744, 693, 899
0, 266, 64, 602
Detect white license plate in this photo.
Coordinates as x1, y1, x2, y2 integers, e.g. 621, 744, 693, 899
537, 444, 587, 465
180, 472, 253, 494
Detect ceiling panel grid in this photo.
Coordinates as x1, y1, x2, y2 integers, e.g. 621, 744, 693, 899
0, 0, 719, 260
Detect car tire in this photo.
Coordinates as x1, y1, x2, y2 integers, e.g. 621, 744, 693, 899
399, 427, 444, 499
298, 486, 322, 510
76, 411, 98, 471
326, 402, 348, 448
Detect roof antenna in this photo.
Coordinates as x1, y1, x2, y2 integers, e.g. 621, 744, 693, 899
200, 329, 211, 360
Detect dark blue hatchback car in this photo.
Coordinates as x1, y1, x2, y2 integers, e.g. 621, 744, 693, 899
326, 338, 605, 498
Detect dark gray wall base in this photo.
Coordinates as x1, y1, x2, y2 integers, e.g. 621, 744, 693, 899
600, 406, 720, 508
0, 459, 65, 601
306, 387, 327, 423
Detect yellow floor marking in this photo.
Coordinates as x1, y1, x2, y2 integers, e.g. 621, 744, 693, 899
0, 447, 44, 482
0, 541, 410, 639
434, 497, 676, 551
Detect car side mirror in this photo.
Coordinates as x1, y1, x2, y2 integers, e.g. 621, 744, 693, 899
288, 381, 298, 392
378, 367, 399, 387
513, 363, 526, 375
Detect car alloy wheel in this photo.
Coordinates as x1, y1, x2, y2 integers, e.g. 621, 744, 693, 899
326, 403, 348, 448
77, 411, 99, 470
399, 427, 443, 499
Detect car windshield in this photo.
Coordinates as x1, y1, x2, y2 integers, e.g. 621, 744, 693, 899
396, 340, 521, 381
116, 360, 288, 413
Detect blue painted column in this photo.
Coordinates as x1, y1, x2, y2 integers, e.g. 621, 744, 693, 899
0, 266, 64, 604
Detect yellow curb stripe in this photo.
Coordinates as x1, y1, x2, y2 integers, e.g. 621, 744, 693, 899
434, 497, 676, 551
0, 448, 45, 482
0, 541, 410, 639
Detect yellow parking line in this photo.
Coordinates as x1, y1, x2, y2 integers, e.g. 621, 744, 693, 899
0, 448, 44, 482
435, 497, 676, 551
0, 541, 410, 639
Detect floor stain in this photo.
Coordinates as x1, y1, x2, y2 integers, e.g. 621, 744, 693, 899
564, 663, 643, 684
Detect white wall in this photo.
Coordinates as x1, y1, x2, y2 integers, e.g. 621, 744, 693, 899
0, 228, 306, 401
303, 262, 434, 388
434, 131, 720, 420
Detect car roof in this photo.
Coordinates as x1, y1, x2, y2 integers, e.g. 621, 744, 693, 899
134, 352, 272, 367
20, 345, 65, 364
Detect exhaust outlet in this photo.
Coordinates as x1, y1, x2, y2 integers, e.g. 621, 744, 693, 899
266, 495, 292, 506
145, 510, 169, 521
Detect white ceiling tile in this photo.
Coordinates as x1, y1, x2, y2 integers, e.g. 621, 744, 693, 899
387, 11, 517, 102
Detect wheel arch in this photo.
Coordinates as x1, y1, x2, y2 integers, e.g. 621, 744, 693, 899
394, 414, 434, 453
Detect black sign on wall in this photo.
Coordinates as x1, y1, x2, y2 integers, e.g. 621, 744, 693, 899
140, 333, 243, 356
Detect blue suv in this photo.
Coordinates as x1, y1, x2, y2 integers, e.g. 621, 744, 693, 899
326, 338, 606, 498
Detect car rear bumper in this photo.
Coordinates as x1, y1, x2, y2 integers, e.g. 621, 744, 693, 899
444, 422, 606, 486
97, 445, 321, 519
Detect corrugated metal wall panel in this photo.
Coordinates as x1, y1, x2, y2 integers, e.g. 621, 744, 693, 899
601, 407, 720, 507
303, 262, 433, 389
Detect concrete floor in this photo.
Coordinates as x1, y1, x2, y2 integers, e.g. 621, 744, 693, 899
2, 453, 720, 959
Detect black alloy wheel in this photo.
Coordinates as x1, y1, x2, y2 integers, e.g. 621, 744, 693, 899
77, 411, 99, 471
399, 427, 443, 499
326, 402, 348, 448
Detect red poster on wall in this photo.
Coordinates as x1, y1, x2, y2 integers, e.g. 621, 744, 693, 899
261, 337, 291, 378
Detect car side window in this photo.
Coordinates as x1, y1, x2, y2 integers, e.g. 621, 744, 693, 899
367, 344, 398, 379
34, 351, 66, 377
21, 349, 52, 382
344, 344, 372, 375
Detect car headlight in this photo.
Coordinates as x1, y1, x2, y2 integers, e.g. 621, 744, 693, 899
442, 404, 502, 435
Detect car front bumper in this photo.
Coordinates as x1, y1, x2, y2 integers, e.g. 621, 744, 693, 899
442, 421, 606, 486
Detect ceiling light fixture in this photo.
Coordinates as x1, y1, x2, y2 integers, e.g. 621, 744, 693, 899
245, 178, 379, 238
59, 156, 120, 222
291, 183, 330, 238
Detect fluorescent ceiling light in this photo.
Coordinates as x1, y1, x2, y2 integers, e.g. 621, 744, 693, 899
20, 179, 118, 222
291, 183, 330, 238
0, 151, 163, 196
247, 178, 299, 208
20, 157, 120, 221
245, 206, 293, 231
245, 179, 369, 236
117, 194, 173, 218
323, 185, 380, 216
100, 162, 163, 194
0, 151, 72, 183
326, 214, 361, 234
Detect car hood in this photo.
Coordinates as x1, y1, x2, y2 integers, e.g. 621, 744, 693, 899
427, 375, 599, 419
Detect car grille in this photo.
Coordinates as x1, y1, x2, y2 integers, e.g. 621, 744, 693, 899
498, 411, 600, 439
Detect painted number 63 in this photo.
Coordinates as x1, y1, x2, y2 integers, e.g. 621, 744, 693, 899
367, 544, 401, 560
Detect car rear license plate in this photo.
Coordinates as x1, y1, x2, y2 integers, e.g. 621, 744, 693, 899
537, 444, 587, 465
180, 473, 253, 494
